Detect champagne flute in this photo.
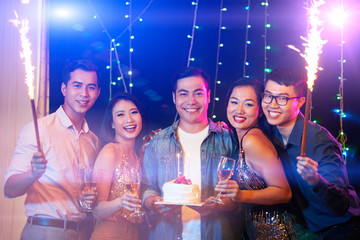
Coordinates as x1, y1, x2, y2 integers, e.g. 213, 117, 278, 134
213, 156, 235, 204
79, 168, 98, 212
124, 169, 145, 218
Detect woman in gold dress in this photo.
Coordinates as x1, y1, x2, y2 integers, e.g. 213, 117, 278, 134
91, 92, 149, 240
215, 78, 298, 239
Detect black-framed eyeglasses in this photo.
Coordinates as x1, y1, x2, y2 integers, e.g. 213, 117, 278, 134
262, 93, 300, 106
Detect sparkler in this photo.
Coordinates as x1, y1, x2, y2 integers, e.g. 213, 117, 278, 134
10, 11, 41, 152
287, 0, 327, 157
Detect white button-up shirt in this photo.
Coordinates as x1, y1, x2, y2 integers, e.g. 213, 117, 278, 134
4, 106, 100, 221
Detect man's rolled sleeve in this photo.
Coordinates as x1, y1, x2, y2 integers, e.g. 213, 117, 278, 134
4, 123, 35, 191
141, 142, 161, 203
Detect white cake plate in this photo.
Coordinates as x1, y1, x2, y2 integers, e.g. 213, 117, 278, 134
154, 202, 205, 206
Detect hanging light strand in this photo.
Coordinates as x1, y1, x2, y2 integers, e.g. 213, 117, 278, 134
211, 0, 224, 119
88, 0, 127, 97
88, 0, 154, 97
112, 40, 127, 93
187, 0, 199, 67
128, 0, 133, 94
174, 0, 200, 124
109, 40, 113, 100
262, 0, 269, 82
115, 0, 154, 40
336, 0, 347, 159
243, 0, 251, 77
88, 0, 112, 40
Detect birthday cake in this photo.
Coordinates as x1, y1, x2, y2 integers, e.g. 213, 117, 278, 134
162, 176, 200, 204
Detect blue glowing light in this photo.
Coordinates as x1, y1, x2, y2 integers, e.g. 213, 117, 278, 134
54, 8, 71, 19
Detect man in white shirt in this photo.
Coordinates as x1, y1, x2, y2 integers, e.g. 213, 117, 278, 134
4, 60, 101, 240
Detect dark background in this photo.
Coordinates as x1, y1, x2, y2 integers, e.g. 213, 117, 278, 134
48, 0, 360, 187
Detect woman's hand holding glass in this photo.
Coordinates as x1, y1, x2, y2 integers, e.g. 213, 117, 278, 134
117, 192, 142, 212
215, 180, 241, 202
212, 156, 236, 204
123, 169, 145, 218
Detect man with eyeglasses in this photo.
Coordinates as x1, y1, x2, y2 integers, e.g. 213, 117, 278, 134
261, 68, 360, 239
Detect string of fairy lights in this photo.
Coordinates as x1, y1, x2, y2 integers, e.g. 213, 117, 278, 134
262, 1, 271, 82
88, 0, 350, 157
210, 0, 270, 119
173, 0, 199, 123
128, 0, 133, 93
243, 1, 271, 81
88, 0, 154, 99
187, 0, 199, 67
211, 1, 272, 119
335, 0, 348, 159
210, 0, 225, 119
242, 0, 251, 78
89, 0, 273, 119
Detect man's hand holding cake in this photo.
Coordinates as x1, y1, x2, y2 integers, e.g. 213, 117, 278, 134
144, 176, 236, 218
162, 176, 200, 204
144, 195, 178, 216
144, 176, 197, 215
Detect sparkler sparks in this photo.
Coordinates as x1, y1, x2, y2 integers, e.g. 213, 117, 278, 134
287, 0, 327, 90
10, 10, 41, 152
9, 11, 36, 100
287, 0, 327, 157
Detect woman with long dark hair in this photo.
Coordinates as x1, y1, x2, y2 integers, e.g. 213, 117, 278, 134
215, 78, 298, 239
91, 92, 149, 240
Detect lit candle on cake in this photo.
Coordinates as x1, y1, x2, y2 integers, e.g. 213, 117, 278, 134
177, 153, 181, 177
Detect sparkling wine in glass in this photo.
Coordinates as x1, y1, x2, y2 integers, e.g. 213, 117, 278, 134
125, 169, 145, 218
125, 182, 140, 195
80, 168, 98, 212
213, 156, 235, 204
218, 169, 233, 181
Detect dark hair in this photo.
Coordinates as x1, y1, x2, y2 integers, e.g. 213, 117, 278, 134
171, 67, 210, 93
100, 92, 149, 150
62, 60, 101, 88
226, 77, 264, 110
266, 68, 307, 98
225, 77, 270, 144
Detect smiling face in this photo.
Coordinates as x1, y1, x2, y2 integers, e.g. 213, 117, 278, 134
227, 86, 260, 135
262, 80, 305, 129
172, 75, 210, 132
112, 100, 142, 143
61, 69, 100, 121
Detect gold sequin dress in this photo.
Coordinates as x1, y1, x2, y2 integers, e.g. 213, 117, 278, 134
91, 152, 143, 240
109, 154, 143, 224
237, 128, 298, 240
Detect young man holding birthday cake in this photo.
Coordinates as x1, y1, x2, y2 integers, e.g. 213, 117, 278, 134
142, 67, 241, 240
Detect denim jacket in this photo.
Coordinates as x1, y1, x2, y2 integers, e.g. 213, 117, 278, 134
142, 120, 242, 240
